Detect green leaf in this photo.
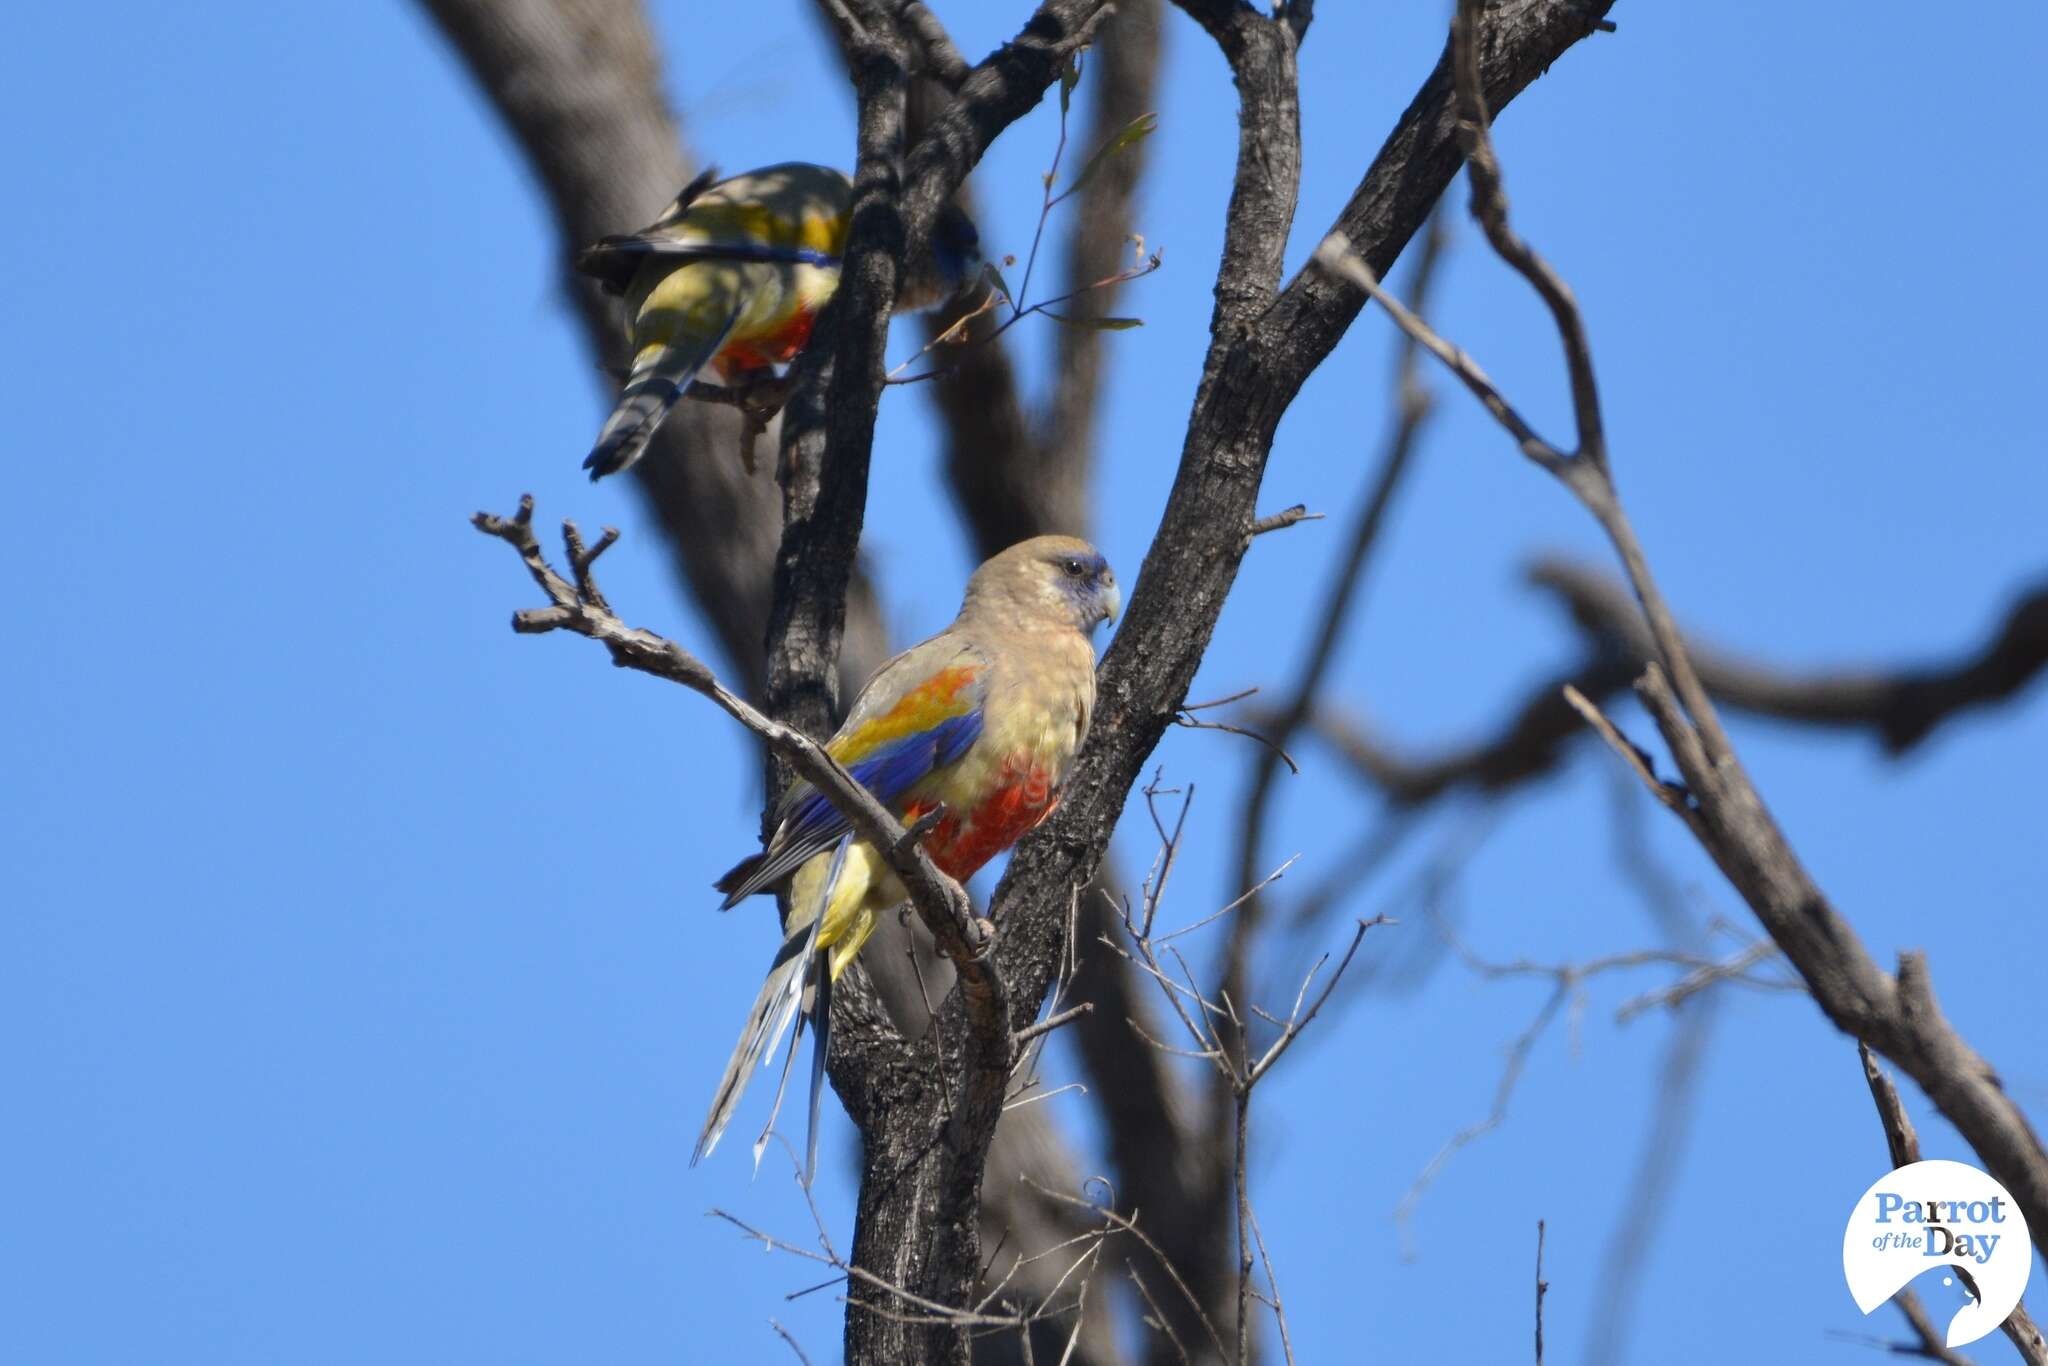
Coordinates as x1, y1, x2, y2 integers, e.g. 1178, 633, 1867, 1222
1059, 52, 1083, 115
1058, 112, 1158, 199
1045, 312, 1144, 331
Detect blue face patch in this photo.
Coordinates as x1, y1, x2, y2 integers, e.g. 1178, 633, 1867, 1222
1052, 552, 1114, 624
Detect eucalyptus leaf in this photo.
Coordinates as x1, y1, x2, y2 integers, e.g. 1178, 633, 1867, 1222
1059, 112, 1158, 199
1045, 312, 1144, 331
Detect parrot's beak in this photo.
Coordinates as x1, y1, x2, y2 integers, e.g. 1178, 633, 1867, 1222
1099, 581, 1122, 628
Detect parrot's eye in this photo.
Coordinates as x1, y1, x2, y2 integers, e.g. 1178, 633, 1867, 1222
1061, 558, 1087, 579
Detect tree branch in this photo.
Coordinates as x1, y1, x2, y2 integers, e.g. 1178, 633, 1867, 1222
1860, 1045, 2047, 1366
415, 0, 891, 702
1280, 553, 2046, 822
1221, 205, 1447, 1080
1532, 558, 2048, 755
1331, 0, 2048, 1261
474, 499, 998, 993
741, 7, 1116, 1362
975, 6, 1616, 1358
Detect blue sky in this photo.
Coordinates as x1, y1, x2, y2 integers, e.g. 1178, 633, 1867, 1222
6, 1, 2046, 1362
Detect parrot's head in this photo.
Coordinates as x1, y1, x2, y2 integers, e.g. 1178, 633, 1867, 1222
963, 535, 1120, 636
898, 201, 985, 312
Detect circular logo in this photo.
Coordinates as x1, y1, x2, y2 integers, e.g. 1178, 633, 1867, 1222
1842, 1159, 2032, 1348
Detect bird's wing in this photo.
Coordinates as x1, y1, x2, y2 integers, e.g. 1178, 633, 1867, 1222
574, 167, 720, 294
654, 165, 723, 223
716, 636, 987, 907
578, 163, 852, 295
576, 235, 840, 287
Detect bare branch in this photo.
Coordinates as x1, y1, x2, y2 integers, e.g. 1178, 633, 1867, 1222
1396, 978, 1569, 1257
1345, 0, 2048, 1261
473, 500, 1003, 1027
1536, 558, 2048, 756
1613, 941, 1793, 1022
1246, 915, 1388, 1086
1292, 560, 2048, 821
1398, 906, 1782, 1253
1225, 209, 1448, 1068
771, 1319, 815, 1366
1026, 1178, 1231, 1366
1860, 1046, 2048, 1366
1246, 505, 1323, 538
898, 1, 971, 89
416, 0, 892, 702
1014, 1003, 1095, 1049
1561, 683, 1702, 835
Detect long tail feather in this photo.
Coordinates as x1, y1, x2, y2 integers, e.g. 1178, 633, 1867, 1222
693, 922, 814, 1166
695, 835, 849, 1168
803, 957, 833, 1186
583, 307, 738, 480
752, 975, 811, 1175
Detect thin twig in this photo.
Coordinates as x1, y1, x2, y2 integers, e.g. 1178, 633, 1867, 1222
1244, 1199, 1296, 1366
1339, 0, 2048, 1272
1861, 1045, 2048, 1365
1022, 1177, 1230, 1364
769, 1318, 814, 1366
1013, 1003, 1095, 1048
1247, 915, 1389, 1085
1126, 1261, 1192, 1365
1614, 940, 1792, 1022
1248, 504, 1322, 538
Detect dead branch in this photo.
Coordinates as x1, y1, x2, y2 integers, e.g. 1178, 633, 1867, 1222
1326, 0, 2048, 1262
472, 499, 1003, 1031
1860, 1046, 2048, 1365
1220, 203, 1447, 1093
1288, 559, 2046, 821
452, 2, 1627, 1361
1533, 557, 2048, 755
934, 0, 1166, 555
1584, 773, 1726, 1366
1108, 779, 1386, 1364
982, 7, 1616, 1358
1396, 906, 1788, 1254
809, 15, 1159, 1358
752, 8, 1126, 1361
416, 0, 893, 702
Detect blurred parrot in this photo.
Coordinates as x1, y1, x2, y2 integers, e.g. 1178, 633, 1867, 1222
575, 162, 983, 480
695, 535, 1120, 1174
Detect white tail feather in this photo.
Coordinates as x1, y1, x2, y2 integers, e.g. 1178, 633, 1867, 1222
693, 835, 849, 1168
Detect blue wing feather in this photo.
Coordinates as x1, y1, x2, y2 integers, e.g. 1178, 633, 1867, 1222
579, 235, 841, 278
717, 708, 982, 908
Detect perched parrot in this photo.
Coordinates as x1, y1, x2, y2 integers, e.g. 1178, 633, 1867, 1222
695, 535, 1121, 1173
575, 162, 983, 480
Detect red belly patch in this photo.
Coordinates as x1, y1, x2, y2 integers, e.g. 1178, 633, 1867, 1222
717, 307, 819, 374
906, 757, 1059, 883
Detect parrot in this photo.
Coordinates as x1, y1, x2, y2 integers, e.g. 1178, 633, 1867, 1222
694, 535, 1120, 1176
575, 161, 984, 480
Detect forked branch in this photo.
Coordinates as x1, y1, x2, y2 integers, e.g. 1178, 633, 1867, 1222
472, 497, 1007, 1044
1325, 0, 2048, 1260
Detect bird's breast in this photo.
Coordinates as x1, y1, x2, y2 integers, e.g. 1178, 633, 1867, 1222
913, 751, 1063, 884
910, 648, 1095, 883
